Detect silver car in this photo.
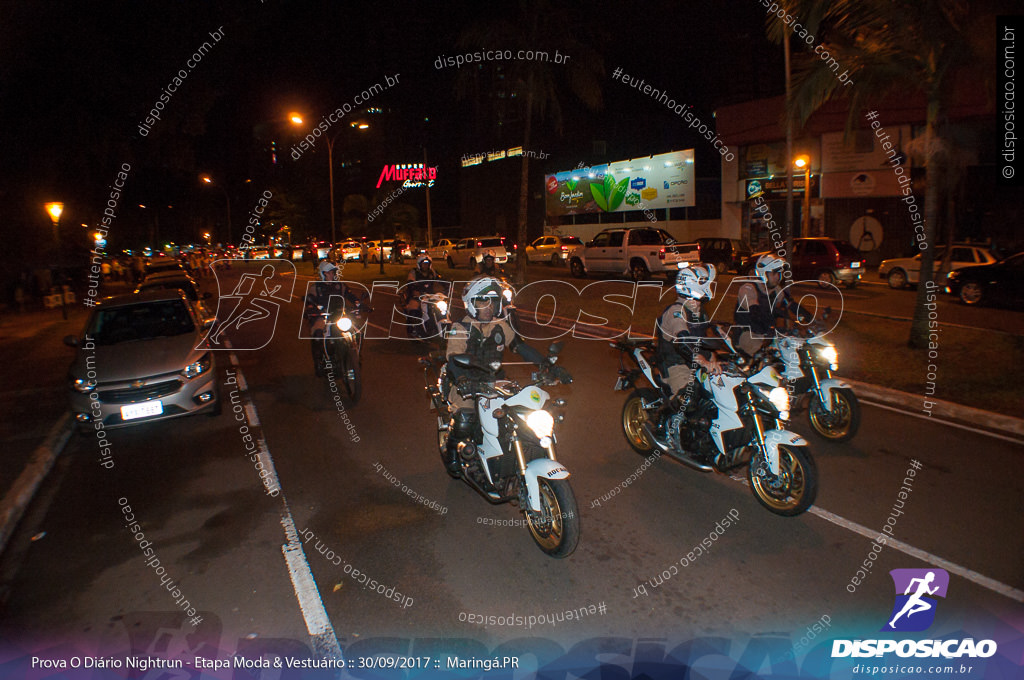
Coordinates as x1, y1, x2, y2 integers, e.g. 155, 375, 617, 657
64, 290, 220, 430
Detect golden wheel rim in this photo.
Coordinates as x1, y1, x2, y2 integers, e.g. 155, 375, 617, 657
751, 447, 806, 511
527, 480, 563, 551
623, 397, 654, 449
809, 394, 852, 439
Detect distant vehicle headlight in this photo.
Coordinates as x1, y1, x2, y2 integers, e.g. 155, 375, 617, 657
526, 409, 555, 438
336, 317, 353, 332
181, 353, 212, 379
435, 300, 448, 316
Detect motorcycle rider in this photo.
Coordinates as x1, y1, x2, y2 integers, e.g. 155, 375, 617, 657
477, 250, 499, 277
445, 276, 571, 409
733, 253, 811, 356
655, 263, 728, 416
404, 253, 445, 332
304, 260, 361, 376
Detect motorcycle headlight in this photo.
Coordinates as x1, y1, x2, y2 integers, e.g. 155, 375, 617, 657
72, 377, 96, 393
818, 344, 838, 369
768, 386, 790, 414
182, 353, 212, 379
336, 317, 353, 332
436, 300, 448, 316
526, 409, 555, 438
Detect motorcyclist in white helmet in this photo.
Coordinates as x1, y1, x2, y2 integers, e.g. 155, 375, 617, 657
655, 263, 727, 413
733, 253, 811, 356
445, 276, 571, 408
304, 259, 361, 375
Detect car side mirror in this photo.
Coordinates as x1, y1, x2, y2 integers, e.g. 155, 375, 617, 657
63, 334, 80, 348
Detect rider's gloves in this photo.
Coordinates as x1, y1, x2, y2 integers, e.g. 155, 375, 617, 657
548, 365, 573, 384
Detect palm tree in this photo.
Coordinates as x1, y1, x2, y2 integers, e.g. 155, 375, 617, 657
453, 0, 605, 284
766, 0, 1000, 348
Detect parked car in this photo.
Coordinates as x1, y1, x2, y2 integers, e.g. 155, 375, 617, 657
64, 290, 220, 431
335, 240, 363, 261
567, 227, 698, 280
144, 257, 185, 276
427, 238, 458, 263
526, 235, 584, 265
693, 237, 753, 274
945, 252, 1024, 307
748, 237, 866, 288
878, 244, 998, 289
447, 236, 510, 268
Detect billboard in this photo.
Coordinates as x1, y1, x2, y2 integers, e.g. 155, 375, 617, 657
544, 149, 695, 218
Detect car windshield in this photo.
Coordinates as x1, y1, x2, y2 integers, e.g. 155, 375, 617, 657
831, 241, 861, 258
88, 300, 196, 346
477, 238, 504, 248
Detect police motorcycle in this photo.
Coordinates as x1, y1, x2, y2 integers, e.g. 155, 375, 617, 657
753, 310, 860, 442
613, 330, 818, 517
401, 255, 451, 341
312, 292, 371, 405
420, 284, 578, 557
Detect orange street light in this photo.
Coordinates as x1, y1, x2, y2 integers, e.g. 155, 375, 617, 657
793, 155, 811, 237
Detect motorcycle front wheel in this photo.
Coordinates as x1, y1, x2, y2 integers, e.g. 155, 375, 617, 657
525, 478, 580, 558
748, 445, 818, 516
332, 343, 362, 405
808, 388, 860, 442
621, 388, 660, 455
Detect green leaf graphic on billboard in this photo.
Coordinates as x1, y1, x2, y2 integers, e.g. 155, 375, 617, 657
566, 179, 578, 191
610, 177, 630, 210
590, 182, 609, 211
625, 192, 641, 206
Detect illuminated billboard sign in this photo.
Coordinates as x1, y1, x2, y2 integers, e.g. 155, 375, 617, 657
377, 164, 438, 188
544, 150, 695, 217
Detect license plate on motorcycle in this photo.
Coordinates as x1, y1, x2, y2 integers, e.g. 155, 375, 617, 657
614, 377, 628, 391
121, 400, 163, 421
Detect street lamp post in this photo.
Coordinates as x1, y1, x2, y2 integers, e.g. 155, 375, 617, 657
44, 202, 67, 319
200, 175, 232, 244
794, 156, 811, 238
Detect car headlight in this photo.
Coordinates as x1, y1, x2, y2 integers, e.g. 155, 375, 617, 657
526, 409, 555, 438
72, 377, 96, 393
435, 300, 448, 316
768, 386, 790, 414
336, 317, 353, 332
818, 344, 839, 369
182, 353, 212, 379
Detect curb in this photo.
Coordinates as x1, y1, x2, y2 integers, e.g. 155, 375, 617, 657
848, 380, 1024, 441
0, 412, 74, 556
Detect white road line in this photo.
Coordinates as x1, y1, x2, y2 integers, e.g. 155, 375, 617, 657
861, 399, 1024, 446
227, 353, 343, 661
725, 475, 1024, 602
809, 507, 1024, 603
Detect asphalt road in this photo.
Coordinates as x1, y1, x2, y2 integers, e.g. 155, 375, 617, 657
1, 263, 1021, 668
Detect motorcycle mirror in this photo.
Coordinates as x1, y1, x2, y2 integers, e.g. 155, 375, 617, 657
548, 341, 564, 355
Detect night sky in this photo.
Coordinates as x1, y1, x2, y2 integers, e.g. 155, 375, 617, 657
0, 0, 783, 256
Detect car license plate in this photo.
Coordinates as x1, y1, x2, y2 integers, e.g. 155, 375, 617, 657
121, 401, 163, 421
851, 261, 861, 268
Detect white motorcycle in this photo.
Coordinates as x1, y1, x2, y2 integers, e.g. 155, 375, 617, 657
615, 335, 818, 516
421, 344, 579, 557
760, 325, 860, 442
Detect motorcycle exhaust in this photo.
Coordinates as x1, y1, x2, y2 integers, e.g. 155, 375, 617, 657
641, 422, 715, 472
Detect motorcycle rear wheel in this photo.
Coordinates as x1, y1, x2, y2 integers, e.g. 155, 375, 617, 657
621, 388, 660, 455
525, 478, 580, 558
808, 387, 860, 442
748, 445, 817, 516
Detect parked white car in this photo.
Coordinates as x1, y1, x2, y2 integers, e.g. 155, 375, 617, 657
878, 244, 997, 288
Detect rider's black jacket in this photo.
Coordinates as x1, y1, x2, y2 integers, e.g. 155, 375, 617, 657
304, 282, 360, 330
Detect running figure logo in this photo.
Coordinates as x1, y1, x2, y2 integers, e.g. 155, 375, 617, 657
882, 568, 949, 632
203, 260, 295, 350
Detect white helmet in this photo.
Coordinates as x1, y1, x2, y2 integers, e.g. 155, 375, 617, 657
754, 253, 786, 284
318, 260, 339, 281
417, 253, 432, 268
462, 276, 512, 319
675, 262, 716, 300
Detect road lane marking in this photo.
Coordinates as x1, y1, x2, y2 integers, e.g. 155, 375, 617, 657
222, 339, 343, 660
860, 399, 1024, 446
